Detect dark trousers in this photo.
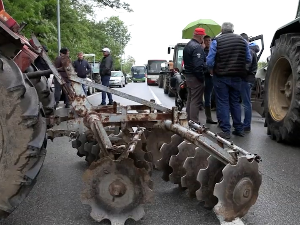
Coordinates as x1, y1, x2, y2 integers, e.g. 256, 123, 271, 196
101, 75, 113, 104
204, 75, 214, 107
185, 75, 205, 122
241, 80, 253, 128
213, 76, 243, 133
54, 78, 69, 104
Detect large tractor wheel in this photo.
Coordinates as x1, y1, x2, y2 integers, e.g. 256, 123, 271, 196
158, 74, 163, 88
25, 66, 55, 119
0, 55, 47, 218
264, 33, 300, 144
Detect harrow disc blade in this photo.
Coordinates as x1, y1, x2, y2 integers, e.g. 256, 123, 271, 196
169, 141, 196, 185
81, 157, 153, 225
73, 133, 87, 157
196, 156, 225, 209
146, 128, 173, 168
84, 141, 97, 165
181, 147, 209, 197
213, 156, 262, 222
128, 139, 153, 176
157, 134, 183, 181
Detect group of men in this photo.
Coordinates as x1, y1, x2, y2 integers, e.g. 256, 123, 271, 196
53, 47, 114, 108
183, 22, 258, 139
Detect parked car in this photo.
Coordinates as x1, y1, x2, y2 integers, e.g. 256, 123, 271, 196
48, 74, 96, 97
109, 71, 126, 88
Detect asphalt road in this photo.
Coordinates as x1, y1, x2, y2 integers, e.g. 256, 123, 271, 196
1, 82, 300, 225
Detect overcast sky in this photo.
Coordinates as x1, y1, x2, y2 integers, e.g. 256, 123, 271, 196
96, 0, 299, 65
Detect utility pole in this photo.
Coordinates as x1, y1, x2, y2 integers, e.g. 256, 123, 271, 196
57, 0, 61, 55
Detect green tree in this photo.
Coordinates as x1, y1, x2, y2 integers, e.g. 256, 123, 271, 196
3, 0, 132, 61
258, 61, 267, 69
103, 16, 131, 53
122, 55, 135, 74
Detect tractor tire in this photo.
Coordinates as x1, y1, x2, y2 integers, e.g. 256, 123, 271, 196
0, 55, 47, 218
158, 75, 163, 88
30, 76, 55, 119
264, 33, 300, 144
163, 75, 169, 94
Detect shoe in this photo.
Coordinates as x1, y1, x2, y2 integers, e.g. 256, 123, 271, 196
55, 102, 59, 108
65, 104, 70, 108
217, 132, 231, 139
199, 105, 204, 111
205, 107, 218, 124
244, 127, 251, 132
232, 130, 245, 137
108, 102, 113, 105
100, 102, 106, 106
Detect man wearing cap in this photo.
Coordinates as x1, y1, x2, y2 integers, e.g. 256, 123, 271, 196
99, 47, 113, 105
54, 47, 71, 108
206, 22, 252, 139
183, 27, 206, 123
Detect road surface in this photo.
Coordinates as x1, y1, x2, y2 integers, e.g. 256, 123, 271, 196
1, 82, 300, 225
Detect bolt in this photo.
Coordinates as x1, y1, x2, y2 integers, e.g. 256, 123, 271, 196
243, 189, 250, 198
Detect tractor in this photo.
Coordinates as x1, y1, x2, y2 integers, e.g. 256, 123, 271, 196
0, 1, 262, 224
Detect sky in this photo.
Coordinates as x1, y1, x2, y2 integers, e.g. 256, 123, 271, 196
95, 0, 299, 65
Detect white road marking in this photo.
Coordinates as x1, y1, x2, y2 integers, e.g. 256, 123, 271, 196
216, 213, 245, 225
148, 86, 162, 105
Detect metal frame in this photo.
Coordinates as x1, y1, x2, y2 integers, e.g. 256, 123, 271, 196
25, 34, 261, 165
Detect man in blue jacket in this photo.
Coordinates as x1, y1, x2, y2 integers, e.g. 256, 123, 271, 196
206, 22, 252, 139
240, 33, 259, 132
73, 52, 91, 95
183, 27, 206, 123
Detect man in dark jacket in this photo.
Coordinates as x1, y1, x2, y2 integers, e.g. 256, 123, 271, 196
99, 47, 113, 105
183, 27, 206, 123
206, 22, 252, 139
73, 52, 91, 95
54, 47, 71, 108
240, 33, 259, 132
203, 35, 217, 124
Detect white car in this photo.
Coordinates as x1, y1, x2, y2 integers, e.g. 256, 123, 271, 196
109, 71, 126, 88
48, 74, 96, 96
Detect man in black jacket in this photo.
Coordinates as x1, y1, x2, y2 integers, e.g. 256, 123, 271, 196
100, 47, 113, 105
73, 52, 91, 95
183, 27, 206, 123
206, 22, 252, 139
240, 33, 259, 132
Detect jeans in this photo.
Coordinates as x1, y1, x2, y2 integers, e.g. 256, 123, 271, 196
54, 78, 70, 104
185, 75, 205, 122
213, 76, 243, 133
204, 75, 214, 107
81, 78, 87, 95
101, 75, 113, 104
241, 81, 253, 128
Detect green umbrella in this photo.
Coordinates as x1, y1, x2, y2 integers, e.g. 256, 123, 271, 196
182, 19, 221, 39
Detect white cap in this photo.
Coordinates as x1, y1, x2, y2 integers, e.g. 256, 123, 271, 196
102, 47, 111, 53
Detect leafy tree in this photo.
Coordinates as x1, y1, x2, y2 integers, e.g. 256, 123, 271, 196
103, 16, 131, 53
258, 61, 267, 69
2, 0, 132, 64
121, 55, 135, 74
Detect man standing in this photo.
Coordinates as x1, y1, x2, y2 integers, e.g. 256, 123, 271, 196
73, 52, 91, 95
54, 47, 71, 108
240, 33, 259, 132
183, 28, 206, 123
99, 47, 113, 105
206, 22, 252, 139
203, 35, 217, 124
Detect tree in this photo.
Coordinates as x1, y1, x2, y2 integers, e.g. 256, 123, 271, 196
3, 0, 132, 61
258, 61, 267, 69
103, 16, 131, 54
121, 55, 135, 74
